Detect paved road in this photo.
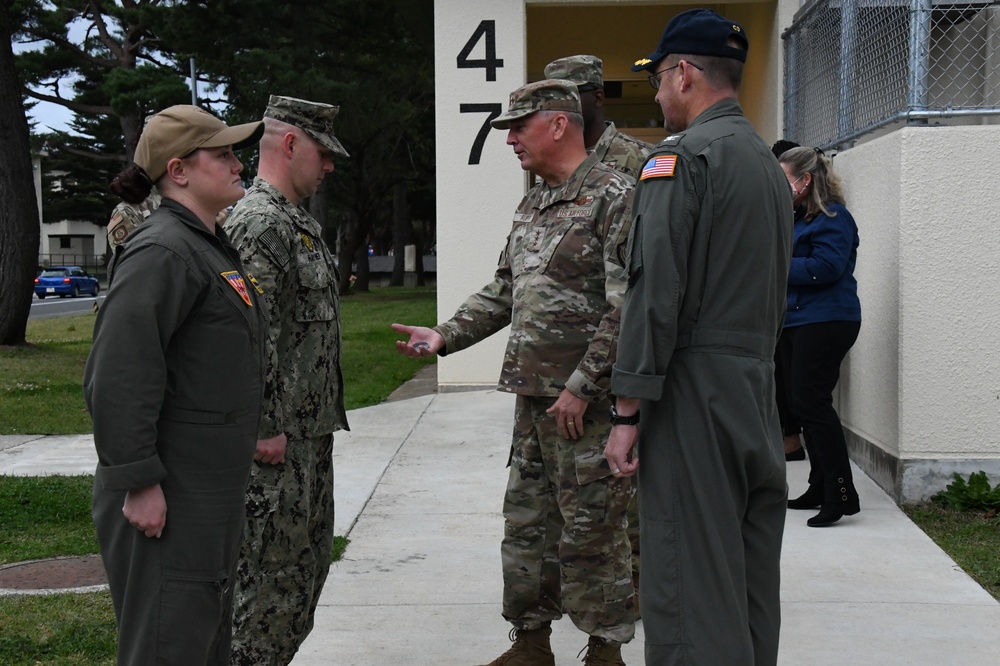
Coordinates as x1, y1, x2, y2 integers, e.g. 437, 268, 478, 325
29, 292, 105, 319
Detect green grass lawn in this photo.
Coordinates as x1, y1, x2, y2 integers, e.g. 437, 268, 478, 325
903, 503, 1000, 601
0, 286, 433, 663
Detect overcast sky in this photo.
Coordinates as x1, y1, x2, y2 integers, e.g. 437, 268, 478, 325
28, 100, 75, 134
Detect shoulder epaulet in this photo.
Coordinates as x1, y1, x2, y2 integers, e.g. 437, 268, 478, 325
659, 133, 684, 147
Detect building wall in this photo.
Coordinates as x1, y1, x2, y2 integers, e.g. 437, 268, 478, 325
838, 126, 1000, 501
38, 220, 107, 265
434, 0, 527, 388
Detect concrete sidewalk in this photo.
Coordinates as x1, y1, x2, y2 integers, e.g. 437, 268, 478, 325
3, 389, 1000, 664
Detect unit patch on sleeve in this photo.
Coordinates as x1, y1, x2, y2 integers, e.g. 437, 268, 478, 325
221, 271, 253, 306
640, 155, 678, 180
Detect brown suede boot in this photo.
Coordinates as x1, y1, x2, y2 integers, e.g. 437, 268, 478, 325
479, 625, 555, 666
578, 636, 626, 666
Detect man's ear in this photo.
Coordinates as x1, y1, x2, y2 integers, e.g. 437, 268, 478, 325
551, 113, 568, 141
281, 131, 297, 158
593, 88, 605, 109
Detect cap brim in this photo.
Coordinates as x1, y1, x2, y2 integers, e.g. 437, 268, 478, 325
201, 121, 264, 151
305, 129, 350, 159
490, 108, 536, 130
631, 52, 667, 72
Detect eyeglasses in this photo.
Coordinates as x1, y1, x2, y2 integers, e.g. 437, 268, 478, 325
648, 60, 704, 89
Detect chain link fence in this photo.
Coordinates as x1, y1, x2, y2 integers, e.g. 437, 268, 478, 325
783, 0, 1000, 149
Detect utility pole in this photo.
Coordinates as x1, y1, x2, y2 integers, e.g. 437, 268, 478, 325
190, 58, 197, 105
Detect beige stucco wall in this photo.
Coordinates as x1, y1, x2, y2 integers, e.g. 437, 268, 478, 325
838, 126, 1000, 500
835, 134, 902, 458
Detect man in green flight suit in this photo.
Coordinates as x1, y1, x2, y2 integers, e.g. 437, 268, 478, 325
605, 9, 793, 666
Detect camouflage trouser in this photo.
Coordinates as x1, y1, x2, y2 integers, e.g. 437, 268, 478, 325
231, 434, 335, 666
502, 394, 635, 643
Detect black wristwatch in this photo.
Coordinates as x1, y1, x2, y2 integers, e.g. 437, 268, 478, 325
610, 403, 640, 426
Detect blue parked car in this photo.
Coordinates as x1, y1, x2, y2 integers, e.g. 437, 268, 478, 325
34, 266, 101, 299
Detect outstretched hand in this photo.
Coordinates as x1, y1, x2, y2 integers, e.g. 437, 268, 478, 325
391, 323, 445, 358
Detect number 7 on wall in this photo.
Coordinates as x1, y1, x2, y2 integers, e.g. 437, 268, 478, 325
459, 103, 502, 165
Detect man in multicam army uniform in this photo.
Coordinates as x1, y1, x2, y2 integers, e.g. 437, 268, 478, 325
544, 52, 652, 614
106, 192, 161, 251
393, 80, 635, 666
543, 55, 653, 182
223, 95, 350, 666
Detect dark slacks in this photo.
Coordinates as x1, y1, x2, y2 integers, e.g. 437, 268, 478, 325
777, 320, 861, 503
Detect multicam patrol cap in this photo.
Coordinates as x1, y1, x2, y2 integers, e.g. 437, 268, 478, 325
264, 95, 350, 158
543, 55, 603, 91
631, 8, 749, 72
490, 79, 582, 130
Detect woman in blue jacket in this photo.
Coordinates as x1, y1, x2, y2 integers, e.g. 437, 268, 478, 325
777, 147, 862, 527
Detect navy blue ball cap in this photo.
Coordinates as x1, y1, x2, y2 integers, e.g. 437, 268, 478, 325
631, 8, 749, 72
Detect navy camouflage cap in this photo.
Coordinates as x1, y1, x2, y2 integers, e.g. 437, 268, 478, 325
264, 95, 350, 158
490, 80, 582, 130
543, 55, 603, 90
631, 8, 748, 72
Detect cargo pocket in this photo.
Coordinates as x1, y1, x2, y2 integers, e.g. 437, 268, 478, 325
241, 479, 282, 570
295, 260, 335, 323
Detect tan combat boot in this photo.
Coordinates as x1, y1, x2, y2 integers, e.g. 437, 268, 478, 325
579, 636, 625, 666
479, 625, 555, 666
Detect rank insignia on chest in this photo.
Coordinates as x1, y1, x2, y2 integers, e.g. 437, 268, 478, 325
221, 271, 253, 306
528, 228, 545, 248
247, 273, 265, 295
300, 233, 315, 252
640, 155, 678, 180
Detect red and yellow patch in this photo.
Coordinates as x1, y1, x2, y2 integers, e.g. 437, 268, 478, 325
221, 271, 253, 306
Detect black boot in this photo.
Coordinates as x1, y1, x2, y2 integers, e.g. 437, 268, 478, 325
807, 496, 860, 527
787, 485, 823, 510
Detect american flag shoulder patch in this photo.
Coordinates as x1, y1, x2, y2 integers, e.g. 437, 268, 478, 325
640, 154, 678, 180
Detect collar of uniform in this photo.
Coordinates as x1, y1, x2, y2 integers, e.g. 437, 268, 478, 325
247, 176, 324, 237
687, 97, 744, 131
157, 198, 230, 245
590, 121, 617, 161
535, 151, 603, 211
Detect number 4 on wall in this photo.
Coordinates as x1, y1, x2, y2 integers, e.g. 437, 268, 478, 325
456, 20, 504, 81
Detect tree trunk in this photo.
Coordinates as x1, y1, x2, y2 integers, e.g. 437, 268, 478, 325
338, 211, 371, 293
390, 181, 412, 286
353, 243, 371, 292
0, 3, 41, 346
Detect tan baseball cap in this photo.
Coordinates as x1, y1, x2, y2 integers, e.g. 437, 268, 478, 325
134, 105, 264, 182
